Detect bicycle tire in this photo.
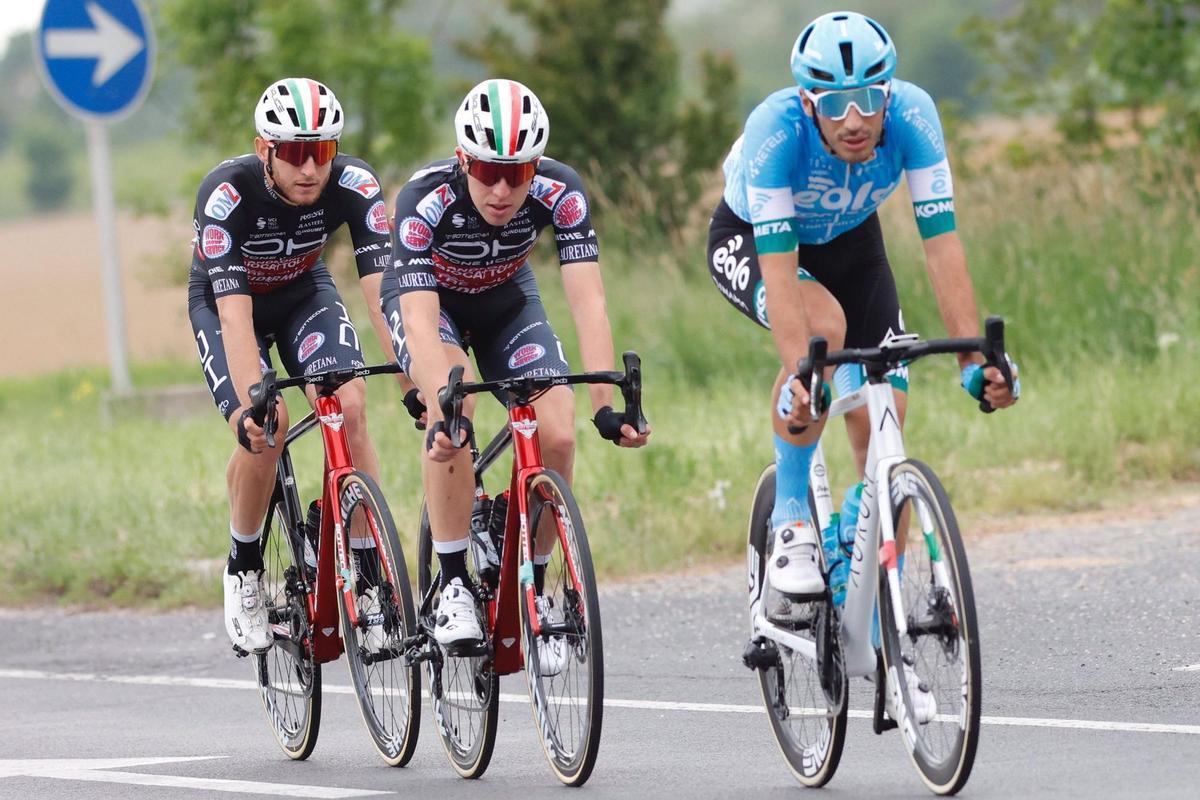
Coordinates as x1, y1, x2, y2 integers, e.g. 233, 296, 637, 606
876, 458, 981, 795
520, 469, 603, 786
337, 470, 421, 767
257, 498, 322, 760
747, 463, 847, 787
417, 503, 500, 779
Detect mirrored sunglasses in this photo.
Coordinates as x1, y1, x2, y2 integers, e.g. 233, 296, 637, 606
271, 140, 338, 167
803, 83, 890, 121
464, 157, 538, 187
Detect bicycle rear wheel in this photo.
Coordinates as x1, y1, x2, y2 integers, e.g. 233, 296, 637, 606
520, 470, 603, 786
417, 503, 499, 779
746, 464, 846, 787
877, 459, 980, 795
257, 498, 321, 760
337, 471, 421, 767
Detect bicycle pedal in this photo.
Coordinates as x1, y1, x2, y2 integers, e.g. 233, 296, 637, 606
231, 644, 250, 658
741, 637, 778, 671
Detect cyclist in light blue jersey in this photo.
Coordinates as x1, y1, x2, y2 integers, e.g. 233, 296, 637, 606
707, 12, 1018, 628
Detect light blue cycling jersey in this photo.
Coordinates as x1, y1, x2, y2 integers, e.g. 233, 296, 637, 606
722, 79, 956, 254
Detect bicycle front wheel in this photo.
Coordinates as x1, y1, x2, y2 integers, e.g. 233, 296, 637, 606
417, 503, 499, 779
877, 459, 981, 795
520, 470, 603, 786
746, 464, 846, 787
257, 498, 321, 760
337, 471, 421, 767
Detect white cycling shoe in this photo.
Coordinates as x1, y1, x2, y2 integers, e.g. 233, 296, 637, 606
533, 595, 569, 677
767, 521, 825, 598
888, 664, 938, 725
357, 586, 388, 654
433, 578, 483, 647
224, 569, 272, 653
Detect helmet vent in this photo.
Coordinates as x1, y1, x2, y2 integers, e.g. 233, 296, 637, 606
462, 125, 478, 144
277, 84, 290, 96
484, 129, 498, 151
839, 42, 854, 76
864, 61, 885, 79
797, 25, 814, 53
516, 130, 528, 151
808, 67, 834, 83
865, 18, 888, 42
317, 108, 326, 126
332, 109, 341, 125
286, 108, 300, 127
266, 110, 281, 125
479, 94, 491, 112
317, 84, 327, 95
522, 96, 532, 113
533, 128, 545, 146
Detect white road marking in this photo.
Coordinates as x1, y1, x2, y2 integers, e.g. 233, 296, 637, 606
1171, 663, 1200, 672
0, 756, 388, 797
3, 667, 1199, 737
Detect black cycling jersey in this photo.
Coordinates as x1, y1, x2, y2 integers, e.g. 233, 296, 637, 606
388, 156, 599, 296
189, 153, 391, 298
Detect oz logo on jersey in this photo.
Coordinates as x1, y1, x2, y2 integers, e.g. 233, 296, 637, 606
553, 191, 587, 229
417, 183, 456, 226
398, 216, 433, 251
338, 165, 380, 198
204, 182, 241, 220
366, 201, 390, 234
201, 225, 232, 259
298, 332, 325, 362
529, 176, 566, 209
508, 343, 545, 369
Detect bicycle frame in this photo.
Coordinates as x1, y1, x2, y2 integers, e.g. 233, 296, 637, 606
750, 376, 908, 678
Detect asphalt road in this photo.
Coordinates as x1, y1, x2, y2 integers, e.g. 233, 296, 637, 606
2, 505, 1198, 799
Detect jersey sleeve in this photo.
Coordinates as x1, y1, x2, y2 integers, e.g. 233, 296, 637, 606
741, 104, 801, 255
541, 163, 599, 265
389, 178, 441, 295
895, 85, 957, 239
192, 168, 251, 298
334, 158, 392, 279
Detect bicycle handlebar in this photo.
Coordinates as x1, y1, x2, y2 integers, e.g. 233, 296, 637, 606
433, 350, 649, 449
794, 316, 1015, 418
245, 362, 405, 449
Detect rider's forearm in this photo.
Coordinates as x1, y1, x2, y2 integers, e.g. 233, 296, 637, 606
562, 262, 615, 411
398, 291, 453, 420
216, 294, 264, 414
922, 232, 982, 368
359, 273, 396, 370
760, 250, 810, 372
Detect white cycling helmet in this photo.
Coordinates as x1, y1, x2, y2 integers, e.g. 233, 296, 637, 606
455, 79, 548, 162
255, 77, 344, 141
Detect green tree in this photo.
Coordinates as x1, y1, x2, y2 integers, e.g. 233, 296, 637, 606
463, 0, 739, 228
160, 0, 434, 170
21, 120, 74, 212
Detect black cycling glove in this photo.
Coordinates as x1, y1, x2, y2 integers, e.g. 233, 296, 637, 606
403, 388, 427, 429
592, 406, 626, 444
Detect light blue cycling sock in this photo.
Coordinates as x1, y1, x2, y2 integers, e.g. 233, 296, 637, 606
770, 435, 817, 530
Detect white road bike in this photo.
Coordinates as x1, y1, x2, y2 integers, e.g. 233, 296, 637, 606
743, 318, 1015, 796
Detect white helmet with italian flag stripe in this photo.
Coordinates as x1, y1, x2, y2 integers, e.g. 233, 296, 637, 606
455, 79, 548, 163
255, 77, 344, 141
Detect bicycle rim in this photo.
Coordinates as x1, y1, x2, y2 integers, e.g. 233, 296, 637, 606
520, 470, 603, 786
338, 471, 421, 767
748, 464, 846, 787
879, 459, 981, 795
257, 501, 322, 760
417, 504, 499, 779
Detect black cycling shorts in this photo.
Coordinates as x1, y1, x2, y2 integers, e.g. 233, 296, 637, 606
380, 275, 570, 383
706, 199, 905, 351
187, 263, 366, 420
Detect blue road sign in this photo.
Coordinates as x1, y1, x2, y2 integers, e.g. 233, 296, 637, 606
35, 0, 155, 121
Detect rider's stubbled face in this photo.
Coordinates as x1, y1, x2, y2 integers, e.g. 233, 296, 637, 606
804, 96, 887, 164
255, 137, 333, 206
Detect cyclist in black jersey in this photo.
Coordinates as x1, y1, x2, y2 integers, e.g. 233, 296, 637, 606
380, 79, 650, 651
187, 78, 396, 654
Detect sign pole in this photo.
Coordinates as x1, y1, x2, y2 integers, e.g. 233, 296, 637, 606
84, 120, 132, 394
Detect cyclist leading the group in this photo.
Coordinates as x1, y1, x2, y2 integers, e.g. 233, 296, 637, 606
380, 79, 650, 660
707, 12, 1018, 716
188, 78, 397, 654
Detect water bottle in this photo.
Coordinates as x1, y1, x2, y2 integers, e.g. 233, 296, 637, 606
820, 511, 847, 607
303, 499, 321, 576
470, 493, 501, 586
488, 490, 509, 563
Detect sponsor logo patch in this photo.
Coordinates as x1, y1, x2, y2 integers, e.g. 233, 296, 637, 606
338, 165, 380, 198
366, 201, 390, 234
298, 332, 325, 361
202, 225, 232, 259
552, 190, 587, 229
529, 176, 567, 209
417, 183, 456, 226
507, 343, 545, 369
398, 215, 433, 251
204, 182, 241, 221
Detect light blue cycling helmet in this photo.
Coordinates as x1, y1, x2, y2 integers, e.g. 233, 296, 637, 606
790, 11, 897, 91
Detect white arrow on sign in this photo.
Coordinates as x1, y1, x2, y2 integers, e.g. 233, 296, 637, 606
43, 1, 144, 87
0, 757, 392, 798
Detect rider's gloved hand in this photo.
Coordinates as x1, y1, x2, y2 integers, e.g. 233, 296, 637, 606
234, 407, 268, 454
403, 388, 428, 430
592, 406, 626, 444
961, 358, 1021, 406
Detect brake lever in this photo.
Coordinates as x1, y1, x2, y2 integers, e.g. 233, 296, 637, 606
979, 316, 1012, 414
436, 365, 467, 448
619, 351, 649, 435
248, 369, 278, 449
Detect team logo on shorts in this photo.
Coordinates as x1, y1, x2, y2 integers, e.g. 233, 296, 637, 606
298, 332, 325, 362
201, 225, 232, 259
398, 215, 434, 251
507, 343, 545, 369
366, 201, 390, 234
754, 280, 769, 326
553, 191, 587, 229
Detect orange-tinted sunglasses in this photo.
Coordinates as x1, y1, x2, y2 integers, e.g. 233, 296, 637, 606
271, 140, 338, 167
464, 157, 538, 187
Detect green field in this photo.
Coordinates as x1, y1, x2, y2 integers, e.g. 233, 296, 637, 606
2, 150, 1197, 608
